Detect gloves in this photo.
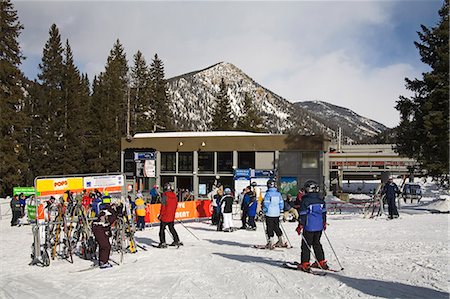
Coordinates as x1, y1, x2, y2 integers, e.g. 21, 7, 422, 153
296, 224, 303, 235
323, 222, 327, 231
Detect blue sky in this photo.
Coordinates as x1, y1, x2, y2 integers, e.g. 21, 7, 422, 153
14, 0, 443, 128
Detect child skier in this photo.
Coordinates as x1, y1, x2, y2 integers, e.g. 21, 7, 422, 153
92, 204, 118, 269
296, 180, 328, 272
263, 180, 287, 248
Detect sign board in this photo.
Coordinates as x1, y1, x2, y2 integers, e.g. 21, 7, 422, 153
280, 177, 298, 197
36, 177, 83, 196
13, 187, 35, 196
134, 152, 155, 161
251, 169, 275, 178
234, 168, 251, 179
83, 175, 124, 191
144, 160, 156, 177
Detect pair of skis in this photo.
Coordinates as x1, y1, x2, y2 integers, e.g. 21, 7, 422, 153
282, 261, 341, 275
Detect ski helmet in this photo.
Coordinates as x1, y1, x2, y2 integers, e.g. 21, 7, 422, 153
304, 180, 320, 193
224, 188, 232, 195
163, 183, 173, 192
251, 181, 257, 187
267, 179, 276, 188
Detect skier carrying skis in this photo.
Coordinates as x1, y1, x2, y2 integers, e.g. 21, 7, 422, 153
220, 188, 234, 232
381, 177, 401, 219
157, 183, 181, 248
263, 180, 287, 248
92, 204, 118, 269
296, 180, 328, 272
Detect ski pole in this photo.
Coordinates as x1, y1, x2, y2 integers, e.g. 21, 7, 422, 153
300, 233, 326, 271
279, 221, 292, 248
176, 219, 200, 241
261, 215, 268, 243
323, 231, 344, 270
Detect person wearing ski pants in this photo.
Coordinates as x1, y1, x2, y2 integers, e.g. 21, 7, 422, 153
381, 178, 401, 219
296, 180, 328, 272
246, 187, 257, 230
158, 184, 181, 248
263, 180, 286, 248
135, 197, 146, 230
92, 205, 117, 268
220, 188, 234, 232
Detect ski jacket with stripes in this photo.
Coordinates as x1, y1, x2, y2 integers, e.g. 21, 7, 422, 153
263, 187, 284, 217
299, 192, 327, 232
220, 195, 234, 213
135, 197, 146, 217
159, 191, 178, 222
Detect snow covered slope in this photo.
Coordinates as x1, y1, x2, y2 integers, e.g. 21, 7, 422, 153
166, 62, 356, 139
295, 100, 388, 143
0, 211, 448, 298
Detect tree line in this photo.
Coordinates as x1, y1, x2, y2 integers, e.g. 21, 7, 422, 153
0, 0, 264, 195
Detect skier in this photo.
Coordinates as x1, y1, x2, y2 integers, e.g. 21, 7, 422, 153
220, 188, 234, 232
381, 177, 401, 219
10, 195, 21, 226
263, 180, 286, 248
215, 188, 224, 231
240, 188, 250, 229
296, 180, 328, 272
135, 195, 146, 230
18, 193, 26, 218
150, 185, 159, 204
92, 204, 118, 269
246, 186, 257, 230
157, 183, 181, 248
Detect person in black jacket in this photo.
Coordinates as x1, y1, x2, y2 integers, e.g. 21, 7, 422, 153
220, 188, 235, 232
381, 177, 401, 219
10, 195, 22, 226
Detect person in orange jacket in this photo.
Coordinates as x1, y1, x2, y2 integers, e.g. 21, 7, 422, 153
135, 196, 146, 231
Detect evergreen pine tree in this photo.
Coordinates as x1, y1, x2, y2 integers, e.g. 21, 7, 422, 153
61, 39, 85, 174
131, 50, 153, 133
0, 0, 29, 194
149, 53, 173, 131
87, 39, 128, 172
395, 0, 449, 177
29, 23, 65, 177
211, 78, 234, 130
236, 92, 265, 132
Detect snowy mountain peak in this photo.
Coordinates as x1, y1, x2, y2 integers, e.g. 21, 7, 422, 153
166, 63, 387, 141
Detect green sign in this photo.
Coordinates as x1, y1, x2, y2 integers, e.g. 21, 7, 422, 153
27, 205, 37, 220
13, 187, 35, 196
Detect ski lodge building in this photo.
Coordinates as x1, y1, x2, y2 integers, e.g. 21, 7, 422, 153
121, 131, 330, 198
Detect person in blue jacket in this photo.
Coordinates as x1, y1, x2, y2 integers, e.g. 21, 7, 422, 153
381, 177, 401, 219
296, 180, 328, 272
263, 180, 286, 248
246, 186, 257, 230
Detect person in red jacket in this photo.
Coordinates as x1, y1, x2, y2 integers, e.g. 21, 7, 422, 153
157, 183, 182, 248
81, 189, 91, 212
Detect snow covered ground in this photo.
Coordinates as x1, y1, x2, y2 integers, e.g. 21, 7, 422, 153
0, 207, 448, 299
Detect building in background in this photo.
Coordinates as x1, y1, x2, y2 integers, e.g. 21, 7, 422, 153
121, 131, 330, 198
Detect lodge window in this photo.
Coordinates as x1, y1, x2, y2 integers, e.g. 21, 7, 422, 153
238, 152, 255, 169
178, 152, 193, 172
161, 152, 176, 172
217, 152, 233, 173
302, 152, 318, 169
198, 152, 214, 173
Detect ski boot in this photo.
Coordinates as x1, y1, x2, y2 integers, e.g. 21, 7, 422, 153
311, 260, 329, 270
274, 236, 288, 248
99, 262, 113, 269
170, 241, 183, 247
265, 239, 275, 250
297, 262, 311, 273
157, 243, 168, 248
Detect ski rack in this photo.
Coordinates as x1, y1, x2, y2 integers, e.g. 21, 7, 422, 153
30, 172, 137, 267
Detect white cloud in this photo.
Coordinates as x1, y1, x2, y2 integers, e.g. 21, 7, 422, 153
15, 1, 423, 127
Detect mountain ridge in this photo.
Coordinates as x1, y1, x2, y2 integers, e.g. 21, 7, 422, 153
166, 62, 386, 142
